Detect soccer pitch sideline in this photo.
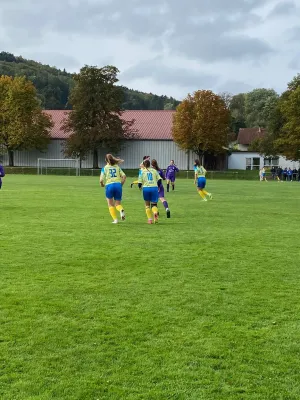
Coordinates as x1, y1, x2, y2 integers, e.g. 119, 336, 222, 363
1, 175, 300, 400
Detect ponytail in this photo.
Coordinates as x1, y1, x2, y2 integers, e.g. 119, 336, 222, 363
105, 154, 124, 166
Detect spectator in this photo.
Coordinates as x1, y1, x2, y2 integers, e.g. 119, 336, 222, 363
271, 166, 276, 180
0, 163, 5, 189
293, 168, 298, 181
276, 167, 282, 182
283, 168, 288, 181
287, 168, 293, 182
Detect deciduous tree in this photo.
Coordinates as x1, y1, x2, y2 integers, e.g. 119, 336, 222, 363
244, 88, 279, 128
63, 66, 137, 168
0, 75, 53, 166
275, 86, 300, 160
172, 90, 230, 163
230, 93, 246, 134
251, 76, 300, 160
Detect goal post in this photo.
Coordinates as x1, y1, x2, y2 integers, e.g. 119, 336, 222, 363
37, 158, 80, 176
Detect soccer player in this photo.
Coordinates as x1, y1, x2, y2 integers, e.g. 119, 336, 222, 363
138, 159, 162, 224
260, 167, 268, 182
194, 159, 212, 201
166, 160, 179, 192
0, 163, 5, 189
130, 156, 150, 188
100, 154, 126, 224
151, 159, 171, 218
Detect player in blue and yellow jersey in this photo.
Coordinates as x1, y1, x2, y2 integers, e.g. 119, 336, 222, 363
194, 159, 212, 201
100, 154, 126, 224
130, 156, 150, 188
138, 159, 162, 224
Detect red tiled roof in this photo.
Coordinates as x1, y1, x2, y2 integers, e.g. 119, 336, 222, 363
237, 127, 266, 145
45, 110, 175, 140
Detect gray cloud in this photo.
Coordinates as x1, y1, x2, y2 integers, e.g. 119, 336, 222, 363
0, 0, 274, 63
217, 80, 254, 94
171, 33, 273, 63
25, 52, 80, 70
268, 1, 297, 17
0, 0, 297, 97
287, 26, 300, 41
120, 59, 218, 88
288, 55, 300, 69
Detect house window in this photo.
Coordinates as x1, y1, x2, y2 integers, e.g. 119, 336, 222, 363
246, 158, 252, 170
264, 157, 279, 167
246, 157, 261, 170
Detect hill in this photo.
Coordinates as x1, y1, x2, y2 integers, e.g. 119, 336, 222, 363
0, 51, 180, 110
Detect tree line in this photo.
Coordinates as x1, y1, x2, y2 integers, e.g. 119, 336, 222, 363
0, 52, 180, 111
173, 77, 300, 163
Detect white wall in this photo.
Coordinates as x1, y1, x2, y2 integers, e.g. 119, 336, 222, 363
229, 152, 300, 170
2, 140, 194, 170
278, 156, 300, 169
228, 152, 263, 170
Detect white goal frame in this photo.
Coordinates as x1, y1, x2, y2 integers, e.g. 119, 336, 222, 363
37, 158, 80, 176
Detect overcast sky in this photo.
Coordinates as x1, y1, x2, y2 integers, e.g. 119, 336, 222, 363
1, 0, 299, 99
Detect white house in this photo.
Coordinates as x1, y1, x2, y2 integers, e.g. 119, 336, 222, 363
228, 128, 300, 170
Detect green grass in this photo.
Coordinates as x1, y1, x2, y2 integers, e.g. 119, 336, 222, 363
1, 175, 300, 400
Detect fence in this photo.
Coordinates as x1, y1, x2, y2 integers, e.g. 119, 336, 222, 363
3, 167, 263, 180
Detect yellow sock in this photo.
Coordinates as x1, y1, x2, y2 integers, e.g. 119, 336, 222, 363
198, 191, 206, 199
152, 206, 158, 214
202, 190, 209, 196
146, 206, 152, 219
116, 204, 123, 212
109, 206, 117, 220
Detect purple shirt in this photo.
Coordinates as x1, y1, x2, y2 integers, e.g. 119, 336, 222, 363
158, 169, 166, 180
166, 165, 179, 178
0, 165, 5, 188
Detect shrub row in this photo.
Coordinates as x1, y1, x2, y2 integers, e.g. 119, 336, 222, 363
4, 167, 261, 180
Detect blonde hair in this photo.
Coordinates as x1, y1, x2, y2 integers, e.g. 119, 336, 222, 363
105, 154, 124, 166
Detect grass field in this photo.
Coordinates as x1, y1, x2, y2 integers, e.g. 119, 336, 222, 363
1, 175, 300, 400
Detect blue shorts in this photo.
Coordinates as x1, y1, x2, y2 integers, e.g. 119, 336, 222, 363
197, 177, 206, 189
143, 187, 158, 203
105, 182, 122, 200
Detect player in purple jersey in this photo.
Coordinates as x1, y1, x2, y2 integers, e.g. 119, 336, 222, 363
0, 163, 5, 189
165, 160, 179, 192
151, 159, 171, 218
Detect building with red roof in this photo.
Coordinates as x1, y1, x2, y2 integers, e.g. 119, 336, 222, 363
3, 111, 296, 171
2, 109, 227, 170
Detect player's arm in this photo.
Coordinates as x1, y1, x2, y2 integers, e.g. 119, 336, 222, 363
194, 171, 198, 184
100, 168, 105, 187
138, 173, 143, 189
119, 168, 126, 185
155, 171, 162, 189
